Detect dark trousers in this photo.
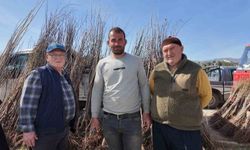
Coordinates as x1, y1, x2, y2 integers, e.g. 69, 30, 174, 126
152, 121, 202, 150
0, 124, 9, 150
33, 128, 69, 150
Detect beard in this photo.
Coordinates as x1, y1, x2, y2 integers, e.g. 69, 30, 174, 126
111, 46, 125, 55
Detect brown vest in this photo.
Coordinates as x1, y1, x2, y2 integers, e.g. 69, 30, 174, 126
151, 55, 202, 130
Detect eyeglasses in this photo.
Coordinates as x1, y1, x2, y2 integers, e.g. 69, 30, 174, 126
48, 54, 66, 59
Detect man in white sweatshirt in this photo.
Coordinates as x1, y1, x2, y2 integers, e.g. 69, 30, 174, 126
91, 27, 151, 150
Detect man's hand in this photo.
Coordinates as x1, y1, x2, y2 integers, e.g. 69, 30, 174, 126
90, 118, 101, 133
23, 132, 38, 147
142, 113, 152, 131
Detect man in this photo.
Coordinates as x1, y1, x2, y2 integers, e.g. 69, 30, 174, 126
0, 123, 9, 150
18, 43, 76, 150
91, 27, 151, 150
149, 36, 212, 150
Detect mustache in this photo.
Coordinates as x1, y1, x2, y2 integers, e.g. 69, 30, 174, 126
112, 46, 123, 49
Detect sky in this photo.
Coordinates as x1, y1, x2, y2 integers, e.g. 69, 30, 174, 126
0, 0, 250, 61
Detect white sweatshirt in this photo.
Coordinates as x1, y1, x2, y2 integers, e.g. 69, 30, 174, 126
91, 53, 150, 117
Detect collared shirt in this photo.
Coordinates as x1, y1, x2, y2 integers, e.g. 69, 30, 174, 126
18, 68, 75, 132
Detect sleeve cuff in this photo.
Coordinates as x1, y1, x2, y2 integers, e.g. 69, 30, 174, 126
17, 125, 35, 132
91, 112, 99, 118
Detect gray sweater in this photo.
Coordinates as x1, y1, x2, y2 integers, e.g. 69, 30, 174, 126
91, 53, 150, 117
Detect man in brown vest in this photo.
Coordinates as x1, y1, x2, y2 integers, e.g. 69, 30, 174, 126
149, 36, 212, 150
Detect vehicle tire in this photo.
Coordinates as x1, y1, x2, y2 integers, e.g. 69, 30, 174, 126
207, 92, 222, 109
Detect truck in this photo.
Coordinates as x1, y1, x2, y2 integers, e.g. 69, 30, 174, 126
205, 65, 236, 108
0, 50, 89, 109
205, 45, 250, 109
0, 50, 31, 104
233, 45, 250, 83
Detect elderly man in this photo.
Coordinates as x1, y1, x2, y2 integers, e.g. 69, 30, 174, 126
18, 43, 76, 150
150, 36, 212, 150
